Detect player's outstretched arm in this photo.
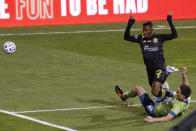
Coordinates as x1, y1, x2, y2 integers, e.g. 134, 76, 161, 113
124, 15, 139, 42
167, 12, 178, 39
182, 67, 189, 86
128, 15, 135, 25
144, 114, 173, 122
159, 12, 178, 41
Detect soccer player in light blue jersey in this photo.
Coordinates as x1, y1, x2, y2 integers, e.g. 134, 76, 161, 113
115, 67, 191, 122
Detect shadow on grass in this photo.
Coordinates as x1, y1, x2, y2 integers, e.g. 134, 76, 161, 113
74, 98, 148, 130
75, 97, 134, 106
74, 110, 148, 130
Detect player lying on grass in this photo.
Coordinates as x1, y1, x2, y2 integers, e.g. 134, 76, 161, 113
124, 12, 178, 98
115, 67, 191, 122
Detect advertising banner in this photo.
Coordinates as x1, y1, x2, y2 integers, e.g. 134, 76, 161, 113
0, 0, 196, 27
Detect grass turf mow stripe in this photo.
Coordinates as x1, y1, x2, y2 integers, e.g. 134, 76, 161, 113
13, 104, 142, 114
0, 26, 196, 36
13, 100, 196, 114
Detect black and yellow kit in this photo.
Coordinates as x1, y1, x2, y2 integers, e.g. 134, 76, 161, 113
124, 18, 177, 85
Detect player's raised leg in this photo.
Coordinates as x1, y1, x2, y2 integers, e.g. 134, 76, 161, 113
155, 81, 173, 103
115, 85, 156, 116
151, 68, 175, 98
151, 81, 174, 97
166, 65, 179, 76
115, 85, 146, 101
162, 81, 169, 89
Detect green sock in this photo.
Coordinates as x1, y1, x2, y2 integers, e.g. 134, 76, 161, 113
128, 89, 137, 98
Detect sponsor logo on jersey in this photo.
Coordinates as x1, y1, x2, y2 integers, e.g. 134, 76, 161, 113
175, 108, 179, 113
153, 38, 159, 43
144, 45, 158, 51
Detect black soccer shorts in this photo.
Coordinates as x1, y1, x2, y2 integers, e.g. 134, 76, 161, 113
146, 67, 167, 86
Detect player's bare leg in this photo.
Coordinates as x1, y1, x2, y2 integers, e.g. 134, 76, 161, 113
151, 81, 175, 97
162, 81, 169, 89
151, 81, 161, 97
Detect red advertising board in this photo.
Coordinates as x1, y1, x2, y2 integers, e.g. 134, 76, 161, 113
0, 0, 196, 27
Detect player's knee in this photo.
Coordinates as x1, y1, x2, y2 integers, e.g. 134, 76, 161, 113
151, 89, 159, 96
151, 82, 161, 96
151, 86, 160, 96
134, 86, 145, 95
134, 86, 141, 91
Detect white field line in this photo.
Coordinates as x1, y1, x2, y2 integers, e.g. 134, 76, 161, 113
191, 100, 196, 103
14, 104, 142, 114
0, 26, 196, 36
13, 100, 196, 114
0, 109, 77, 131
2, 101, 196, 130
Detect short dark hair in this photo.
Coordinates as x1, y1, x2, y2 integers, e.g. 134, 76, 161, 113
143, 21, 153, 27
180, 85, 191, 99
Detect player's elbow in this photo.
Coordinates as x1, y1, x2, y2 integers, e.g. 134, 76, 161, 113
173, 34, 178, 39
124, 36, 127, 40
173, 32, 178, 39
124, 36, 130, 41
124, 34, 128, 40
165, 114, 174, 121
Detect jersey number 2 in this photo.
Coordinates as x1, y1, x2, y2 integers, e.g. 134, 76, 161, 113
156, 70, 162, 78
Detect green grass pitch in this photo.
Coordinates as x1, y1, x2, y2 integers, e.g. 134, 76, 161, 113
0, 19, 195, 131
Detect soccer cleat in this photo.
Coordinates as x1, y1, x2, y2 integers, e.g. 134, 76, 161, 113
115, 85, 126, 101
166, 65, 179, 73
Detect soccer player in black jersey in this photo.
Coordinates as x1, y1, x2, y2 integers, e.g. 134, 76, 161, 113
124, 12, 178, 98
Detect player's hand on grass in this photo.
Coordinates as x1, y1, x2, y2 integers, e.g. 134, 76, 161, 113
144, 116, 154, 123
182, 67, 187, 75
128, 15, 135, 25
167, 11, 172, 21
